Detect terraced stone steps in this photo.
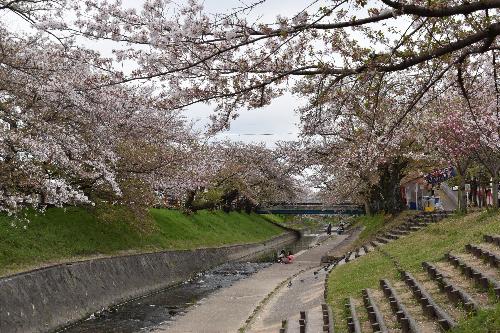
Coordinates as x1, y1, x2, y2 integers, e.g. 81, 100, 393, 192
317, 212, 460, 333
384, 233, 401, 240
322, 212, 453, 267
346, 297, 362, 333
391, 229, 410, 236
422, 261, 479, 314
401, 271, 457, 330
278, 304, 333, 333
380, 279, 420, 333
362, 288, 389, 333
445, 252, 500, 297
380, 212, 450, 239
376, 236, 391, 244
484, 234, 500, 247
328, 227, 500, 333
322, 303, 334, 332
465, 243, 500, 267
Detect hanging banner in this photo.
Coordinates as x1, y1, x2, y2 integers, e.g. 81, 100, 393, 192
424, 166, 456, 185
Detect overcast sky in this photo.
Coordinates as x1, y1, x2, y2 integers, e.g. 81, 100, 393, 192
185, 0, 315, 146
2, 0, 323, 146
129, 0, 317, 146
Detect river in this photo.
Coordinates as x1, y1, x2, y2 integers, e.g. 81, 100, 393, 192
58, 232, 321, 333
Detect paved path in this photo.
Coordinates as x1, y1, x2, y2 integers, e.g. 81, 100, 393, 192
249, 228, 362, 333
155, 233, 352, 333
249, 264, 327, 333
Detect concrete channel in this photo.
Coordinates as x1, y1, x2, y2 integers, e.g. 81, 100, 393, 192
0, 229, 300, 333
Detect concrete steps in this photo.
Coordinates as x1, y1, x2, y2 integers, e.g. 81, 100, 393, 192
465, 243, 500, 267
422, 261, 479, 314
279, 211, 462, 333
380, 279, 423, 332
366, 287, 401, 332
321, 212, 453, 268
279, 304, 333, 333
484, 234, 500, 247
334, 234, 500, 333
362, 288, 389, 332
401, 271, 457, 330
346, 297, 362, 333
331, 212, 452, 267
445, 252, 500, 297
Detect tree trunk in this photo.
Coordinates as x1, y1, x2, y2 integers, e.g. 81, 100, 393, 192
368, 157, 408, 214
493, 172, 499, 209
458, 176, 467, 214
221, 189, 239, 212
183, 189, 197, 212
363, 197, 371, 216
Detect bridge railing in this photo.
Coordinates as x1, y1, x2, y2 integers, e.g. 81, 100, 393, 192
256, 204, 365, 215
259, 204, 364, 210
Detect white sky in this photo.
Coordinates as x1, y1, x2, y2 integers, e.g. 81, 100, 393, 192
181, 0, 405, 145
1, 0, 312, 146
186, 0, 314, 146
3, 0, 391, 146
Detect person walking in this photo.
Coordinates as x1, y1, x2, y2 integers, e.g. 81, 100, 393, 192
326, 223, 332, 235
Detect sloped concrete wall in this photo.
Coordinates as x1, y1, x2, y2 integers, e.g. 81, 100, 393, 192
0, 231, 298, 333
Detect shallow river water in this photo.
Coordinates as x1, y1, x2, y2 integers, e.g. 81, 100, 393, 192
59, 233, 320, 333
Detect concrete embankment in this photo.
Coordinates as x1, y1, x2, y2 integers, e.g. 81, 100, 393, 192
0, 230, 298, 333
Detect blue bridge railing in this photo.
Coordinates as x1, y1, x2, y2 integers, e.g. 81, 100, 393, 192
256, 204, 365, 215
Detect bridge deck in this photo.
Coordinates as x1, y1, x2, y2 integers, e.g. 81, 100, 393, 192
256, 204, 364, 215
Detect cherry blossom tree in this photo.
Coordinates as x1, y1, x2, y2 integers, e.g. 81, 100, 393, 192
0, 3, 201, 214
53, 0, 499, 214
297, 71, 423, 214
2, 0, 499, 216
422, 87, 481, 213
176, 141, 301, 212
0, 29, 195, 213
55, 0, 500, 132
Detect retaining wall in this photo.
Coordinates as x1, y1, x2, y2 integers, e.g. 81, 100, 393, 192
0, 230, 298, 333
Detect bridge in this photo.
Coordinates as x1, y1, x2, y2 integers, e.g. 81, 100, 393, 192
256, 202, 365, 215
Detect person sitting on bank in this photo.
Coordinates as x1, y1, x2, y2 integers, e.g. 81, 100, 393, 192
278, 249, 290, 264
338, 221, 345, 234
287, 251, 294, 263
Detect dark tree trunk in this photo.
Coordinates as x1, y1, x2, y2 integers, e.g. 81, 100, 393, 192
221, 189, 239, 212
458, 177, 467, 213
363, 196, 372, 215
493, 172, 499, 209
183, 190, 197, 211
456, 164, 468, 214
369, 157, 408, 214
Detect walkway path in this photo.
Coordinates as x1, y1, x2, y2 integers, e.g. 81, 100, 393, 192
248, 264, 327, 333
249, 228, 362, 333
156, 232, 356, 333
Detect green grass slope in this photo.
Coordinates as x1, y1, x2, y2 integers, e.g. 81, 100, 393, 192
326, 210, 500, 332
352, 210, 418, 247
0, 207, 285, 277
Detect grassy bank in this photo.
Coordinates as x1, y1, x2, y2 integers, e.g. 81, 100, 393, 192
326, 210, 500, 332
0, 207, 285, 277
352, 210, 417, 247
